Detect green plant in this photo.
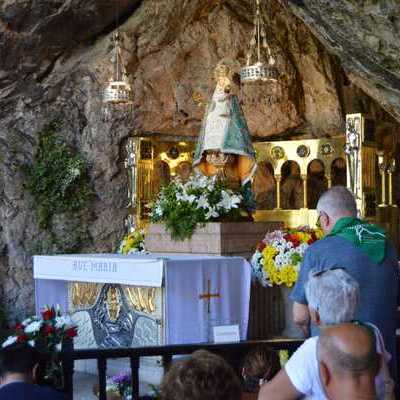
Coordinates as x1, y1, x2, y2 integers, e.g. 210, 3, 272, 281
150, 174, 248, 241
24, 121, 92, 230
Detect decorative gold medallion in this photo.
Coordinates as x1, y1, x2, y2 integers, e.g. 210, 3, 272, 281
296, 145, 310, 158
271, 146, 285, 160
321, 143, 334, 156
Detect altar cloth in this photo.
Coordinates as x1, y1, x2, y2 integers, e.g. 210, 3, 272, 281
34, 253, 251, 345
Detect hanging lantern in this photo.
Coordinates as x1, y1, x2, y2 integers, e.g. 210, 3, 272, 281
103, 32, 133, 105
240, 0, 278, 84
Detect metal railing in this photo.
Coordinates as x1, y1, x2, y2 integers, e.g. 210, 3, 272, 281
58, 339, 304, 400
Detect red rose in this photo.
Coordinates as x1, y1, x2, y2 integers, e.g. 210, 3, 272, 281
17, 335, 27, 344
292, 239, 300, 248
42, 309, 55, 321
15, 323, 25, 331
257, 242, 266, 251
311, 232, 317, 241
283, 234, 290, 241
43, 325, 55, 336
65, 327, 77, 339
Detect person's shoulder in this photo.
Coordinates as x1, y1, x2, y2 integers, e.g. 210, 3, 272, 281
304, 235, 345, 255
302, 336, 319, 351
33, 385, 66, 399
287, 336, 318, 362
0, 382, 65, 399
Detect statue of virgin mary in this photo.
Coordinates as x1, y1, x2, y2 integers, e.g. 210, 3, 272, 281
193, 60, 257, 190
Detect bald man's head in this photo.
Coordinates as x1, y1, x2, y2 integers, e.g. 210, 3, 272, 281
317, 323, 378, 377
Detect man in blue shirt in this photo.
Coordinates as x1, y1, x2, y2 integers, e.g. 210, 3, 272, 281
0, 343, 65, 400
291, 186, 398, 378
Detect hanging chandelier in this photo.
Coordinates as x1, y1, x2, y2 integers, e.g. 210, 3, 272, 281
240, 0, 278, 84
103, 31, 133, 105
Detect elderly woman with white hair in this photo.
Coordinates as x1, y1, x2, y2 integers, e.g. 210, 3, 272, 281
258, 268, 394, 400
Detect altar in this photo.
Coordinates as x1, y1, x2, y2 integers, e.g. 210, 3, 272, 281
33, 253, 251, 349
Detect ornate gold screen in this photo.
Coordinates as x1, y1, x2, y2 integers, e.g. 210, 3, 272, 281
125, 135, 196, 227
126, 116, 397, 246
252, 136, 346, 228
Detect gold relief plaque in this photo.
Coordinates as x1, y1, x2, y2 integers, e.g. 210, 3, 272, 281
71, 282, 101, 309
124, 286, 156, 314
70, 283, 157, 316
106, 286, 122, 322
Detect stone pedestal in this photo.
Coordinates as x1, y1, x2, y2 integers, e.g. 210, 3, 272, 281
146, 222, 283, 258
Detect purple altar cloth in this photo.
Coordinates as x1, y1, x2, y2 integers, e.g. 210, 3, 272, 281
34, 254, 251, 345
165, 256, 251, 343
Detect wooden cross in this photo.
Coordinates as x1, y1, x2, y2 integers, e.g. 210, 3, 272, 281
199, 279, 220, 314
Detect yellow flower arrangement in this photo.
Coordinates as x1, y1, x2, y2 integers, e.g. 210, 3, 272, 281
251, 227, 323, 287
118, 230, 145, 255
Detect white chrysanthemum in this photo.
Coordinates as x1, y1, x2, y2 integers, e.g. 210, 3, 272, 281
25, 320, 43, 334
250, 252, 262, 267
55, 315, 73, 329
2, 336, 17, 348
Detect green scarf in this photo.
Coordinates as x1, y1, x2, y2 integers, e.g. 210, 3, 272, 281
326, 217, 387, 264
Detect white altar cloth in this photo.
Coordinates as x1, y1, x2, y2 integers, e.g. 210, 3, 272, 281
33, 253, 251, 345
34, 254, 164, 287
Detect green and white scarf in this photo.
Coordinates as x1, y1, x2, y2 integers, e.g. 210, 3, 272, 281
326, 217, 387, 264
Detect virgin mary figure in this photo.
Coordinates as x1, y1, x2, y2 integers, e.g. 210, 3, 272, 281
193, 60, 257, 190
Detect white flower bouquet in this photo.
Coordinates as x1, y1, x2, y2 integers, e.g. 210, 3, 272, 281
1, 305, 77, 351
149, 173, 248, 240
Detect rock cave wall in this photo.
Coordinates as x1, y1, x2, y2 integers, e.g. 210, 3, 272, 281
0, 0, 398, 321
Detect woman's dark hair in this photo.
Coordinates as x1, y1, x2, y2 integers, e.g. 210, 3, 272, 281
160, 350, 241, 400
242, 346, 281, 392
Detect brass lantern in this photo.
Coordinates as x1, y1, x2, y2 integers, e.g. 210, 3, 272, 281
240, 0, 278, 84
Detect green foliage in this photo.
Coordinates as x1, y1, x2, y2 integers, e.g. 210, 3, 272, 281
24, 121, 92, 231
148, 384, 161, 399
159, 181, 204, 241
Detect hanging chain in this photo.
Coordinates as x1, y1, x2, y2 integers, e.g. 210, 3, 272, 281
246, 0, 274, 66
